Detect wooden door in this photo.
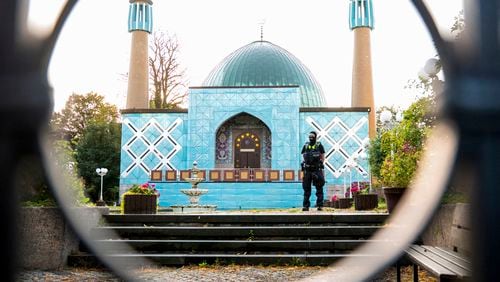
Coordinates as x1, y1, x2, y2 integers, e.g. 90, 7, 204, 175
234, 132, 261, 168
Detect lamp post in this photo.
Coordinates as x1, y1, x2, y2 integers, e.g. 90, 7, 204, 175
341, 168, 347, 197
360, 138, 372, 193
95, 167, 108, 206
346, 159, 356, 198
379, 110, 403, 160
352, 154, 361, 193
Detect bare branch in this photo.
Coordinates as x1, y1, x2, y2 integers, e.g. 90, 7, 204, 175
148, 31, 188, 109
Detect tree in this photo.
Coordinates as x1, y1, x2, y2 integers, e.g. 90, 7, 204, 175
451, 10, 465, 39
149, 31, 188, 109
51, 92, 120, 145
51, 139, 90, 206
75, 121, 121, 203
19, 139, 89, 206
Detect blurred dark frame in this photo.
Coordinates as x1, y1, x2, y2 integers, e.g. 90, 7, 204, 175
1, 0, 499, 280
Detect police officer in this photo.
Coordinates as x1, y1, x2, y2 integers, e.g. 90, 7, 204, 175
301, 131, 325, 211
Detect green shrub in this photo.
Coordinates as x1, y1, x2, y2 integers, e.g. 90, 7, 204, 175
370, 96, 433, 187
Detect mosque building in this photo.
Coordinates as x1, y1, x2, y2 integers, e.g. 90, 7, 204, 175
119, 0, 375, 209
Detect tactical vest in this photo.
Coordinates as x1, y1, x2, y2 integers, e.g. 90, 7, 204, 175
303, 142, 322, 167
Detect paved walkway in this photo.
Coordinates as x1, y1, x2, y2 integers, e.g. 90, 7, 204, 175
16, 265, 435, 281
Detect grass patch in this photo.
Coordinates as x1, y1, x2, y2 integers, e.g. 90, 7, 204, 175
441, 191, 469, 204
198, 261, 209, 268
22, 198, 57, 207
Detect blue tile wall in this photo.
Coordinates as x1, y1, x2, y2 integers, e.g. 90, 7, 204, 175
154, 181, 306, 210
120, 113, 188, 188
299, 111, 370, 186
188, 87, 301, 171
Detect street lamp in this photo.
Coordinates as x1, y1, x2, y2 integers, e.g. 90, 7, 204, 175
346, 158, 356, 198
419, 58, 444, 95
379, 110, 403, 160
360, 138, 372, 192
95, 167, 108, 206
380, 109, 393, 125
380, 109, 403, 129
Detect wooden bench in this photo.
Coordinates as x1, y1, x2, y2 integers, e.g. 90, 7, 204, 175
398, 203, 471, 281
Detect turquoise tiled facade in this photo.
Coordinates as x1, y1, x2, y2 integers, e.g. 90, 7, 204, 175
155, 182, 304, 210
187, 87, 301, 170
120, 87, 370, 209
120, 112, 187, 185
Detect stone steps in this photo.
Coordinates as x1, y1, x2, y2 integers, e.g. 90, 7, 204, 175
92, 239, 381, 253
101, 213, 388, 226
90, 225, 382, 239
68, 213, 388, 267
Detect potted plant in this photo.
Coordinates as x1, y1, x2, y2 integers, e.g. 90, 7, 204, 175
370, 98, 433, 213
379, 147, 420, 213
353, 182, 378, 210
121, 182, 159, 214
331, 195, 340, 209
336, 190, 354, 209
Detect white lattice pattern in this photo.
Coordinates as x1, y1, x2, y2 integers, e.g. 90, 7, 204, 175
306, 116, 369, 178
121, 117, 182, 177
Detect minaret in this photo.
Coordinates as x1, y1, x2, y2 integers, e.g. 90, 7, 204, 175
126, 0, 153, 109
350, 0, 375, 138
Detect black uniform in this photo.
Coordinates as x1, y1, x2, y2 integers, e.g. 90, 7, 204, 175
301, 141, 325, 209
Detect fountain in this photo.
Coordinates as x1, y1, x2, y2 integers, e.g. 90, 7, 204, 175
170, 161, 217, 213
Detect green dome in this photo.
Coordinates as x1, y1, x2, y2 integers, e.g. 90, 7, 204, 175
202, 41, 326, 107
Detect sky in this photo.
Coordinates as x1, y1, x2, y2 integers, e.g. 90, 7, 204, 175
29, 0, 463, 112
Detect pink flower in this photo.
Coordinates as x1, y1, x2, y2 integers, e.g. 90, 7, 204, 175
331, 195, 338, 202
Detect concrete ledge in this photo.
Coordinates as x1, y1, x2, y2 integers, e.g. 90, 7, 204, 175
421, 203, 470, 253
18, 207, 108, 270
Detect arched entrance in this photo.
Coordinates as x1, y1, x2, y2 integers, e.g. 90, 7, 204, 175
215, 113, 271, 169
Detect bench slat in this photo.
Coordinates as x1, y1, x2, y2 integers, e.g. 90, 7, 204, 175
406, 246, 456, 278
411, 245, 469, 278
430, 246, 471, 271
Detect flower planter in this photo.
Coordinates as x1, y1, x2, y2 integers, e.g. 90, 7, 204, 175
123, 194, 157, 214
337, 198, 353, 209
383, 187, 406, 213
333, 201, 340, 209
354, 193, 378, 210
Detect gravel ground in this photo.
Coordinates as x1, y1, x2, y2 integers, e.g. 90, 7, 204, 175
16, 265, 437, 281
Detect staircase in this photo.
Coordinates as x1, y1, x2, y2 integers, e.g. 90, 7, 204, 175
68, 212, 388, 267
